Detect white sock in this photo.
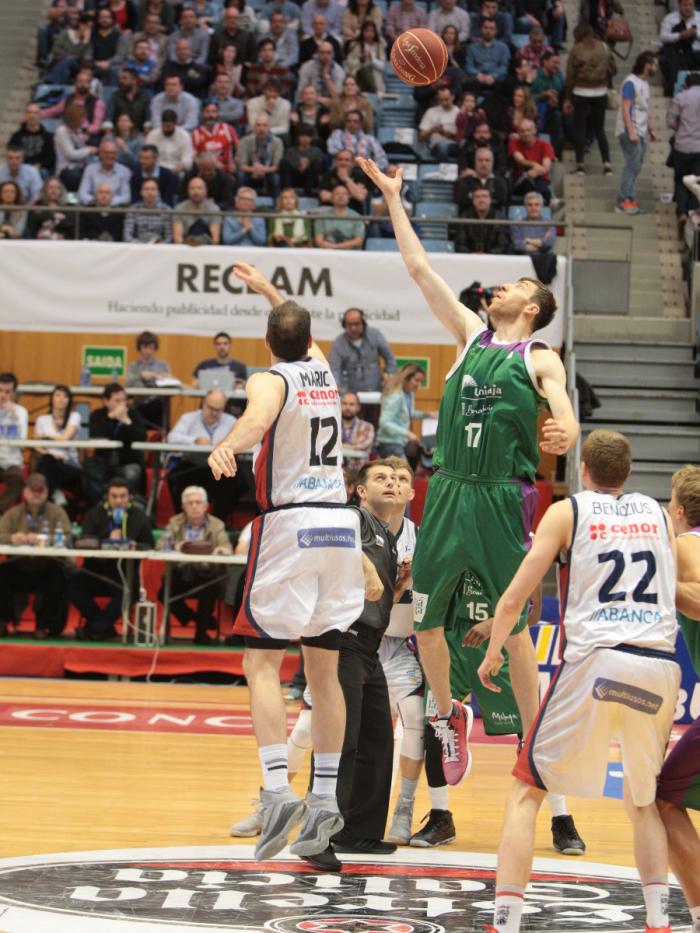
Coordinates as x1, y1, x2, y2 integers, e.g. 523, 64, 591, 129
547, 794, 568, 818
312, 752, 340, 797
259, 744, 289, 791
429, 784, 449, 811
642, 879, 669, 929
400, 776, 419, 801
690, 904, 700, 930
493, 885, 525, 932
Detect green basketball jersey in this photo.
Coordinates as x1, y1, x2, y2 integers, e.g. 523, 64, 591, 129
433, 327, 547, 482
679, 612, 700, 675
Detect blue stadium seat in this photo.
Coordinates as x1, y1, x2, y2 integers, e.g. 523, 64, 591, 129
674, 70, 689, 96
256, 196, 275, 209
41, 118, 60, 134
298, 196, 319, 211
414, 200, 456, 238
366, 237, 400, 251
417, 163, 455, 201
507, 205, 552, 220
511, 34, 529, 48
422, 239, 455, 252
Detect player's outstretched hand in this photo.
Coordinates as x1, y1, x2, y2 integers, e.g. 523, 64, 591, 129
208, 446, 237, 480
462, 617, 494, 648
539, 417, 569, 455
477, 649, 504, 693
355, 157, 403, 200
232, 261, 269, 294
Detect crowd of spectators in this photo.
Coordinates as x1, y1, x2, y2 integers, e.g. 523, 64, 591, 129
0, 0, 575, 255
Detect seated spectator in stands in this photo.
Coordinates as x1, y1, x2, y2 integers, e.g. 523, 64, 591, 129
245, 38, 294, 101
329, 307, 396, 392
157, 485, 232, 645
510, 190, 557, 281
0, 473, 72, 638
151, 75, 200, 132
419, 85, 460, 161
183, 0, 219, 30
208, 7, 255, 71
659, 0, 700, 98
441, 24, 467, 70
266, 11, 300, 69
520, 25, 553, 75
454, 185, 508, 254
193, 333, 247, 387
130, 144, 178, 207
192, 101, 239, 171
8, 104, 55, 176
41, 67, 106, 140
327, 109, 388, 168
259, 0, 301, 34
130, 14, 168, 68
138, 1, 175, 37
167, 389, 237, 519
269, 187, 312, 246
162, 38, 211, 99
297, 42, 345, 106
345, 20, 386, 93
516, 0, 565, 48
86, 383, 146, 503
532, 51, 564, 154
34, 384, 82, 507
28, 176, 76, 240
459, 119, 509, 177
319, 147, 368, 212
341, 390, 374, 465
455, 91, 486, 146
470, 0, 512, 45
328, 74, 373, 132
235, 113, 283, 197
183, 152, 235, 209
0, 372, 28, 514
78, 139, 132, 206
385, 0, 427, 45
302, 0, 343, 38
222, 186, 267, 245
124, 38, 160, 90
504, 85, 539, 140
90, 6, 129, 85
342, 0, 383, 42
299, 14, 343, 66
280, 124, 323, 193
0, 146, 41, 206
44, 11, 93, 84
428, 0, 470, 43
668, 72, 700, 226
314, 182, 365, 249
125, 330, 172, 389
228, 0, 260, 37
368, 161, 415, 237
247, 80, 292, 138
0, 183, 26, 240
69, 477, 153, 640
174, 175, 221, 244
209, 72, 245, 126
168, 6, 211, 66
508, 118, 555, 202
456, 146, 508, 211
107, 113, 143, 171
291, 83, 331, 145
375, 364, 427, 459
124, 178, 173, 242
111, 68, 151, 133
214, 45, 246, 98
54, 104, 97, 192
108, 0, 139, 33
81, 183, 124, 240
465, 18, 510, 93
146, 110, 194, 174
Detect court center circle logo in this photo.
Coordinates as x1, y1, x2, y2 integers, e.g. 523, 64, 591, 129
0, 846, 688, 933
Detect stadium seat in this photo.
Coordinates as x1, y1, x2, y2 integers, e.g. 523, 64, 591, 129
297, 196, 319, 211
417, 163, 455, 201
366, 237, 400, 251
511, 34, 529, 48
378, 126, 420, 162
414, 200, 456, 239
256, 196, 275, 209
507, 205, 552, 220
422, 239, 455, 252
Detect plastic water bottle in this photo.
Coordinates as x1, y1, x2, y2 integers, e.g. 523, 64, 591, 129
110, 367, 119, 382
79, 365, 92, 386
54, 525, 65, 549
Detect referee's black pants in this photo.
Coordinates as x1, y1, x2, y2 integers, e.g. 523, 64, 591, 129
336, 624, 394, 842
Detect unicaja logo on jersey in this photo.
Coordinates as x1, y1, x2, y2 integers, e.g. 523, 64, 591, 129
460, 375, 502, 417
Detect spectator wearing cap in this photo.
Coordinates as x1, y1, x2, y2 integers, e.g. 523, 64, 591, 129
266, 10, 300, 69
0, 147, 42, 206
125, 178, 173, 243
508, 117, 555, 203
182, 152, 235, 209
168, 6, 211, 66
8, 104, 56, 175
280, 124, 324, 193
223, 187, 268, 245
174, 175, 222, 244
0, 372, 28, 514
245, 38, 294, 100
146, 110, 195, 174
329, 308, 396, 392
161, 37, 211, 99
247, 79, 292, 138
129, 144, 179, 206
151, 75, 201, 132
235, 113, 283, 198
0, 473, 72, 638
327, 110, 388, 169
110, 67, 152, 132
78, 139, 132, 206
192, 101, 240, 172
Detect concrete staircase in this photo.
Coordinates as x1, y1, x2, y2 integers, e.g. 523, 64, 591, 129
0, 0, 50, 155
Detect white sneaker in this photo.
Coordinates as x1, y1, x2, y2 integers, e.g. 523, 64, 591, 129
230, 797, 263, 837
386, 796, 414, 844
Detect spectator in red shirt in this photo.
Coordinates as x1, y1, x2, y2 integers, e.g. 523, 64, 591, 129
191, 101, 240, 172
507, 118, 555, 203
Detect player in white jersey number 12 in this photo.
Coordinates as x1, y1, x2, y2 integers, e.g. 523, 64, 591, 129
208, 262, 380, 864
478, 429, 681, 933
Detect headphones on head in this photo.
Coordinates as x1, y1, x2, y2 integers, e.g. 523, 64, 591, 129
342, 308, 367, 330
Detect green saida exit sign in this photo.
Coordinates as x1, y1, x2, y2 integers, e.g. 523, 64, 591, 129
82, 345, 127, 378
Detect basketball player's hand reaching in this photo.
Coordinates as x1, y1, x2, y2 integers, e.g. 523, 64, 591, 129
477, 649, 504, 693
540, 418, 569, 455
208, 446, 237, 480
356, 158, 403, 200
462, 617, 493, 648
232, 261, 268, 294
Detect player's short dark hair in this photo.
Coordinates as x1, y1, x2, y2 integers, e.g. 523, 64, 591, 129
267, 301, 311, 361
355, 458, 396, 490
519, 276, 557, 332
136, 330, 159, 350
102, 382, 125, 400
672, 466, 700, 527
0, 371, 17, 389
214, 331, 231, 341
582, 429, 632, 489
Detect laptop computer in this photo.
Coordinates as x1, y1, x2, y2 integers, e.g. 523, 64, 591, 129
198, 367, 235, 393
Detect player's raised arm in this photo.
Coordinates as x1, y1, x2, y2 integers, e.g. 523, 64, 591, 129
532, 348, 580, 455
356, 157, 483, 351
208, 371, 285, 480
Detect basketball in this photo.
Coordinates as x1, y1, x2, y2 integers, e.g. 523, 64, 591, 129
390, 28, 449, 87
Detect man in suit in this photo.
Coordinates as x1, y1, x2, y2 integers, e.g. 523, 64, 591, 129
129, 145, 179, 207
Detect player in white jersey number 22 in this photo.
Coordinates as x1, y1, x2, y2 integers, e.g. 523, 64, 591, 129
478, 429, 681, 933
208, 262, 376, 866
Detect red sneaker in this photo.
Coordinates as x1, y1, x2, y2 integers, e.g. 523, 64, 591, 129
430, 700, 474, 786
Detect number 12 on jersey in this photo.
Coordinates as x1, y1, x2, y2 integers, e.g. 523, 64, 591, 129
465, 422, 482, 448
310, 416, 339, 466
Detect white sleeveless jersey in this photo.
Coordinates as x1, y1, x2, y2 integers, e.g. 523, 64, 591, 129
384, 518, 418, 638
561, 490, 677, 663
253, 357, 346, 510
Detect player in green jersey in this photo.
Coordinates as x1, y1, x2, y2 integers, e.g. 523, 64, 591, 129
658, 466, 700, 933
357, 157, 579, 789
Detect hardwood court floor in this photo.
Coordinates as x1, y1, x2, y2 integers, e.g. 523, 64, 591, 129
0, 678, 696, 867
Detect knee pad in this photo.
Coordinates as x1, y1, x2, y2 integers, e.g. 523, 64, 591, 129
397, 694, 425, 761
287, 708, 312, 773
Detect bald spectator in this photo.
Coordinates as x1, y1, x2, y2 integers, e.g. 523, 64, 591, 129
266, 10, 300, 69
124, 178, 172, 242
182, 152, 235, 209
456, 146, 508, 211
235, 113, 284, 197
386, 0, 428, 43
0, 147, 42, 206
146, 109, 194, 173
329, 307, 396, 392
161, 38, 210, 98
173, 176, 221, 244
40, 67, 107, 138
168, 6, 211, 66
8, 104, 55, 175
207, 6, 255, 69
78, 139, 132, 205
151, 75, 200, 131
81, 183, 124, 240
297, 42, 345, 105
428, 0, 470, 43
301, 0, 343, 37
508, 117, 555, 202
299, 13, 343, 66
246, 79, 292, 137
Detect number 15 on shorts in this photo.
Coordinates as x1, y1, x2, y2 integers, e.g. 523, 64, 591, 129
465, 422, 482, 448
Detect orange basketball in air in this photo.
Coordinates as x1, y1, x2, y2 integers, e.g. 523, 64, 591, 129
390, 28, 448, 87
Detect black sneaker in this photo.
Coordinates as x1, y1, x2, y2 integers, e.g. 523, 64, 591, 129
331, 830, 397, 854
409, 810, 456, 848
299, 844, 342, 872
551, 815, 586, 856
